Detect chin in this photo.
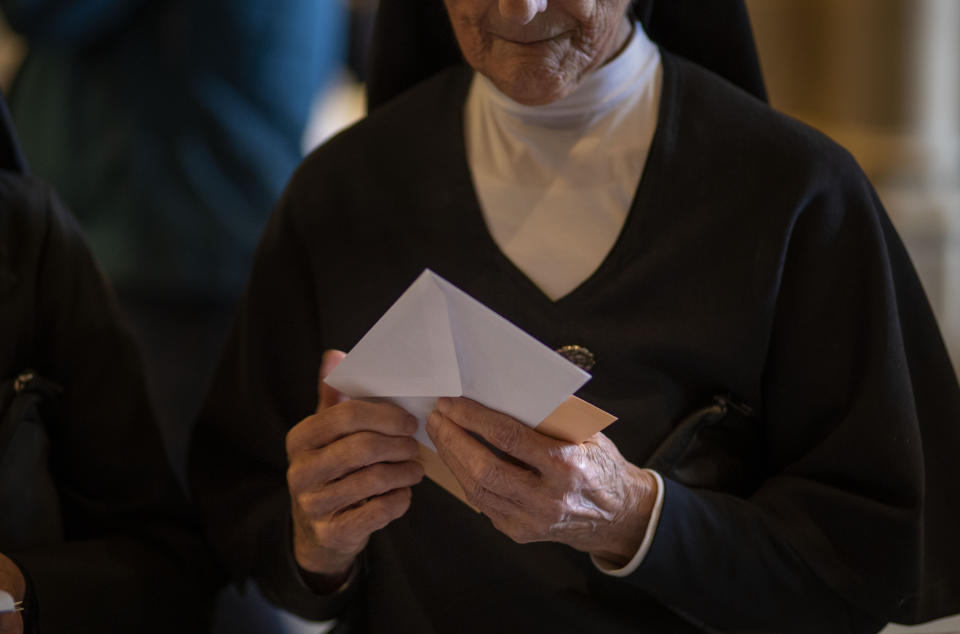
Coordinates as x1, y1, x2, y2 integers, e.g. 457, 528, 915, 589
487, 65, 578, 106
469, 37, 585, 106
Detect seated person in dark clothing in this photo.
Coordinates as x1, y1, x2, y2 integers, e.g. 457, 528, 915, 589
190, 1, 960, 632
0, 0, 347, 482
0, 96, 218, 634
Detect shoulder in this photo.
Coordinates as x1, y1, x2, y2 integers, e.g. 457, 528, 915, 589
658, 51, 880, 244
275, 65, 473, 235
293, 65, 472, 188
0, 172, 56, 287
0, 171, 89, 263
662, 51, 866, 196
0, 170, 106, 374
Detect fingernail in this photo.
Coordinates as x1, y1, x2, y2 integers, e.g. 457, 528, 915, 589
436, 397, 451, 413
426, 411, 441, 437
320, 349, 346, 378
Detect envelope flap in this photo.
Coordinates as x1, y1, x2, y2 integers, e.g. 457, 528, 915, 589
434, 274, 590, 427
325, 271, 463, 398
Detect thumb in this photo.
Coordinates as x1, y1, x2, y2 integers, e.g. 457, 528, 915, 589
317, 349, 348, 412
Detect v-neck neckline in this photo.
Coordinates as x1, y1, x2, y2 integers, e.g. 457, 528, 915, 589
438, 50, 680, 313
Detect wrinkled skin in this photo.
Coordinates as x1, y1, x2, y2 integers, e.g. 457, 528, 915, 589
443, 0, 633, 105
427, 397, 657, 565
286, 350, 425, 589
287, 349, 657, 587
0, 553, 24, 634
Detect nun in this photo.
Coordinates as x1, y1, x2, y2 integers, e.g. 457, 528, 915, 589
0, 94, 218, 632
190, 1, 960, 632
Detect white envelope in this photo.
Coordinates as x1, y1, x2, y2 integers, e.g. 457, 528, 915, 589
325, 269, 617, 506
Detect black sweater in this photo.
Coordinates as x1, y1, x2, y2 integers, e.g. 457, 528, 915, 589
190, 52, 960, 633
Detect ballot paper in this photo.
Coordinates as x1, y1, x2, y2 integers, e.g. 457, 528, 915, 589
325, 269, 617, 506
0, 590, 16, 614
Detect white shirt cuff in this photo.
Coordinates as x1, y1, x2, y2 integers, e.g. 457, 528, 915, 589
590, 469, 665, 578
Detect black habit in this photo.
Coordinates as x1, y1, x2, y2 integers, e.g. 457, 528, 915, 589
189, 32, 960, 631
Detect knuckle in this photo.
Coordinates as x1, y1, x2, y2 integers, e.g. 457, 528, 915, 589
546, 446, 578, 478
362, 463, 393, 492
545, 496, 567, 522
312, 521, 345, 551
292, 490, 311, 515
300, 493, 323, 517
473, 460, 501, 489
300, 488, 337, 517
465, 481, 490, 508
492, 423, 523, 455
285, 428, 299, 457
286, 461, 310, 493
286, 414, 318, 455
385, 488, 413, 517
545, 443, 571, 466
321, 517, 363, 552
350, 495, 403, 533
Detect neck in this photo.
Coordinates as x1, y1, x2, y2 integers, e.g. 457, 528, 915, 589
474, 18, 657, 127
602, 16, 636, 69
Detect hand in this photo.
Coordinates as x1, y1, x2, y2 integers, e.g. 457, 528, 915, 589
0, 553, 24, 634
286, 350, 425, 589
427, 397, 657, 566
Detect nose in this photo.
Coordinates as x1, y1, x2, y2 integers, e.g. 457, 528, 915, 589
498, 0, 547, 25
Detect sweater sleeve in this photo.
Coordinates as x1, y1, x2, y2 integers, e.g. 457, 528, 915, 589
188, 189, 356, 621
6, 181, 219, 633
623, 166, 957, 633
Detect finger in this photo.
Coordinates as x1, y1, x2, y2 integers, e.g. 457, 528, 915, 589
289, 432, 420, 490
0, 613, 22, 634
298, 460, 424, 517
427, 410, 538, 506
322, 487, 415, 545
318, 349, 348, 412
434, 397, 557, 471
288, 400, 418, 454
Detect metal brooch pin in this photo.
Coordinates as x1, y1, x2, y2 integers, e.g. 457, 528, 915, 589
13, 371, 34, 393
555, 345, 596, 372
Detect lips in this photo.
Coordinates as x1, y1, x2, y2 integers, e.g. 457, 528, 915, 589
486, 15, 576, 45
491, 28, 573, 45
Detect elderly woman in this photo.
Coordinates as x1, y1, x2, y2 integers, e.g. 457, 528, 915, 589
190, 1, 960, 632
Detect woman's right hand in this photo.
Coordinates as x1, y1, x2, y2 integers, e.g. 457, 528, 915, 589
286, 350, 424, 590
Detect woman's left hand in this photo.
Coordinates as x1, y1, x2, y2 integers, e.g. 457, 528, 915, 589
427, 397, 657, 566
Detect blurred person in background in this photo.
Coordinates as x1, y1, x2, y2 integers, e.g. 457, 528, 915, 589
0, 94, 218, 634
0, 0, 347, 480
